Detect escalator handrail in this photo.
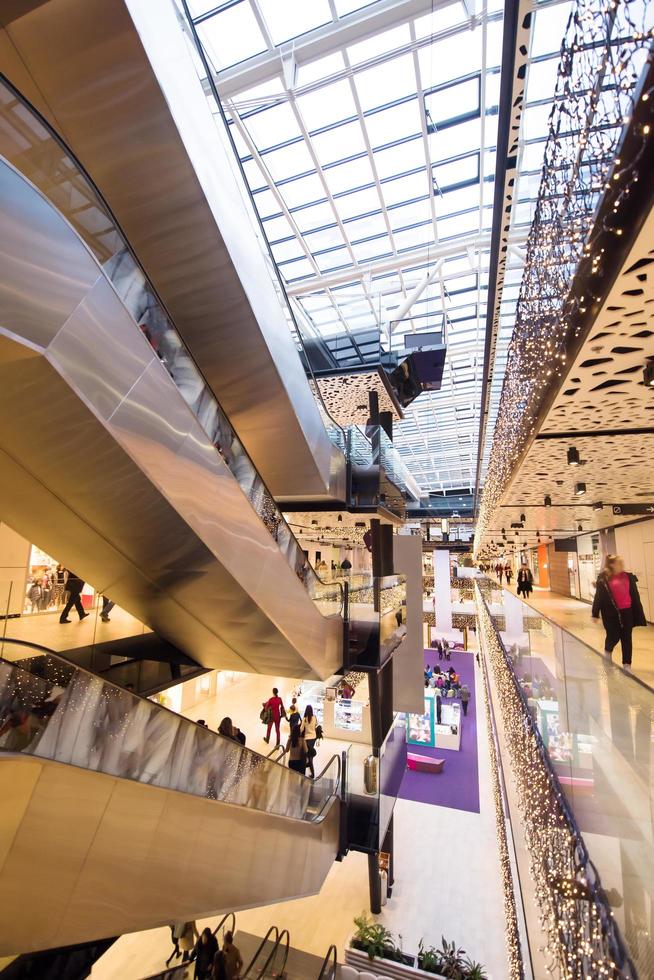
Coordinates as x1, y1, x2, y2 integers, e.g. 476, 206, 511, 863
266, 743, 287, 762
311, 753, 342, 820
0, 72, 343, 616
255, 928, 290, 980
0, 639, 336, 819
316, 944, 338, 980
241, 925, 279, 978
212, 910, 236, 941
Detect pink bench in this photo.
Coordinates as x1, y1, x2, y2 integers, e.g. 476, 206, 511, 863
407, 753, 444, 773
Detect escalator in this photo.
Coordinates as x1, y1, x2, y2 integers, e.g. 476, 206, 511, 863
0, 0, 344, 504
0, 646, 342, 956
0, 76, 343, 680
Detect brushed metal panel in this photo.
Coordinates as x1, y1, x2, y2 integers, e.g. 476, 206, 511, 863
0, 159, 99, 348
0, 755, 340, 953
0, 0, 339, 499
47, 275, 154, 422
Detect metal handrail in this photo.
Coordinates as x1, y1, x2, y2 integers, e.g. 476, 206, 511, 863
316, 944, 338, 980
241, 925, 279, 978
266, 743, 287, 762
212, 911, 235, 941
256, 928, 290, 980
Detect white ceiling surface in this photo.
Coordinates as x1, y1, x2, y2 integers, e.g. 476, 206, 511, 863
189, 0, 573, 493
478, 206, 654, 554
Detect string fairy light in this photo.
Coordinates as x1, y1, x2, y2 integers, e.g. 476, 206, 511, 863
474, 0, 654, 553
477, 622, 524, 979
474, 583, 637, 979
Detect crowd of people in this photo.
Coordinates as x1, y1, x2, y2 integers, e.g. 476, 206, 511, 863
423, 664, 471, 720
167, 923, 243, 979
260, 688, 323, 778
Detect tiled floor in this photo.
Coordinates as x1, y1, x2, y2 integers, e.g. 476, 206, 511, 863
91, 660, 510, 980
0, 604, 149, 661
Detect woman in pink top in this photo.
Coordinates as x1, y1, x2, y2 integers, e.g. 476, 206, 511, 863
591, 555, 647, 669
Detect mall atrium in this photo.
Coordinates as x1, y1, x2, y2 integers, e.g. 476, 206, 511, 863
0, 0, 652, 978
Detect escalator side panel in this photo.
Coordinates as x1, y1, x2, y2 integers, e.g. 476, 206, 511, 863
0, 755, 340, 956
0, 159, 342, 679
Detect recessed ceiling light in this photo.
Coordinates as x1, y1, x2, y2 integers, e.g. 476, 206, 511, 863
574, 482, 586, 496
567, 447, 580, 466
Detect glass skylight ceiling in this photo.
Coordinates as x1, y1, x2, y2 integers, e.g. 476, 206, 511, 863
187, 0, 574, 494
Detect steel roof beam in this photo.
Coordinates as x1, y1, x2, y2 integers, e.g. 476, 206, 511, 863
207, 0, 458, 99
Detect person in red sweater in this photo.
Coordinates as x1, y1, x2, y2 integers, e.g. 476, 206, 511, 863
592, 555, 647, 669
262, 687, 285, 746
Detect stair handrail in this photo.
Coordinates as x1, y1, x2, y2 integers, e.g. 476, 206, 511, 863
266, 743, 287, 762
316, 943, 338, 980
256, 928, 290, 980
241, 925, 279, 978
212, 911, 236, 941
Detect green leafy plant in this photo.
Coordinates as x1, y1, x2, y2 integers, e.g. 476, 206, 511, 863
435, 937, 466, 979
462, 957, 488, 980
351, 913, 409, 963
418, 939, 443, 974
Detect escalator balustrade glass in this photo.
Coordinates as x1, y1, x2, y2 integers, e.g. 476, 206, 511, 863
0, 645, 340, 822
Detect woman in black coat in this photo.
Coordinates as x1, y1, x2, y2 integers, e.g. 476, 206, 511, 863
516, 566, 533, 597
591, 555, 647, 669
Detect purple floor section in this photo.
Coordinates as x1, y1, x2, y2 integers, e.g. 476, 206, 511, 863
398, 649, 480, 813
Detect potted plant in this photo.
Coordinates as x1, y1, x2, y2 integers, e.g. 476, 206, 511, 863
350, 913, 415, 967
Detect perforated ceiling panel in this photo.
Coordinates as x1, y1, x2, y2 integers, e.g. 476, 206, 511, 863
478, 205, 654, 552
311, 370, 401, 426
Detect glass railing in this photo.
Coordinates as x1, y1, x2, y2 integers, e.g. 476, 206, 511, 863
0, 75, 341, 616
475, 580, 648, 978
0, 643, 341, 823
347, 575, 406, 668
375, 428, 421, 502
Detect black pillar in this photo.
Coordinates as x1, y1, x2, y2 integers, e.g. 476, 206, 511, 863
368, 851, 382, 914
379, 409, 393, 440
368, 389, 380, 424
382, 814, 394, 892
370, 518, 382, 578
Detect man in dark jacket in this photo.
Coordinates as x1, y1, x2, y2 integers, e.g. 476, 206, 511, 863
59, 570, 89, 623
591, 557, 646, 668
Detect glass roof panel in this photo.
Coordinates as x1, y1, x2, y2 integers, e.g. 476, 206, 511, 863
198, 3, 267, 71
257, 0, 333, 46
190, 0, 565, 493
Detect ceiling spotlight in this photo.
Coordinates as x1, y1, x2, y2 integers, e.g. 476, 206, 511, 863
544, 495, 552, 507
567, 447, 580, 466
577, 524, 583, 531
592, 501, 603, 511
501, 528, 506, 535
337, 514, 343, 522
644, 360, 654, 387
520, 513, 526, 523
574, 482, 586, 496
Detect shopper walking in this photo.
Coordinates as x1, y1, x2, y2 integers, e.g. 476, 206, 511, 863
193, 928, 219, 980
505, 565, 513, 586
212, 949, 227, 980
460, 684, 471, 716
58, 570, 89, 623
286, 722, 308, 774
301, 704, 318, 779
516, 566, 533, 597
592, 555, 646, 670
262, 687, 285, 746
99, 595, 115, 622
222, 930, 243, 980
174, 921, 198, 964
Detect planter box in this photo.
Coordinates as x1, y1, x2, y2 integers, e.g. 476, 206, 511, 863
346, 945, 447, 979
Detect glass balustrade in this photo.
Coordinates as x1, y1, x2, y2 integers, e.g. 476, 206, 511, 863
347, 575, 407, 668
0, 76, 341, 615
476, 580, 652, 978
0, 644, 340, 823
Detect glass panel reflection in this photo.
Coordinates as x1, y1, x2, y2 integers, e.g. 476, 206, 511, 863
0, 647, 339, 823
